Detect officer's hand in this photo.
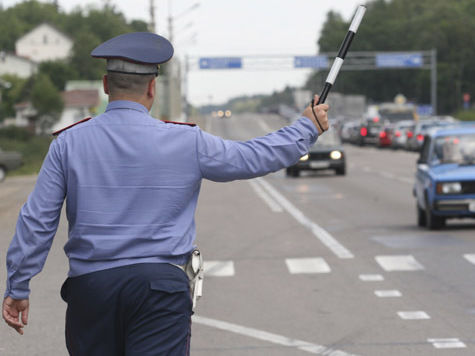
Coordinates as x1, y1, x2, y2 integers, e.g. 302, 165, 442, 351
302, 95, 329, 135
2, 297, 29, 335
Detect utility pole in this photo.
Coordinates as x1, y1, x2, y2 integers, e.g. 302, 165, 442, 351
148, 0, 156, 33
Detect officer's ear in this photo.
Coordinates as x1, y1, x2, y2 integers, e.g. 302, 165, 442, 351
147, 78, 155, 98
103, 75, 110, 95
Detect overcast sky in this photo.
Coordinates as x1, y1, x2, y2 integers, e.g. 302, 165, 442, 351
3, 0, 365, 105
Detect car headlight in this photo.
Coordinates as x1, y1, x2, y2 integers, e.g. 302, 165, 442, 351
300, 154, 309, 161
436, 182, 462, 194
330, 150, 342, 160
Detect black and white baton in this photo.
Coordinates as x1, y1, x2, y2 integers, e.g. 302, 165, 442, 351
312, 5, 366, 131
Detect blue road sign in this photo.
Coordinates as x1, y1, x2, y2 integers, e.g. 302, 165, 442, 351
294, 56, 329, 69
417, 104, 433, 116
199, 57, 242, 69
376, 53, 423, 68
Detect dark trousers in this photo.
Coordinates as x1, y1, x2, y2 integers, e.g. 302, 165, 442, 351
61, 263, 192, 356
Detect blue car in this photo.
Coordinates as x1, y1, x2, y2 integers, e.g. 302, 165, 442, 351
413, 125, 475, 229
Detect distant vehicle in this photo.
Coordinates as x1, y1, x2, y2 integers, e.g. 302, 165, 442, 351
340, 121, 360, 144
378, 123, 393, 148
217, 110, 232, 119
391, 120, 415, 149
413, 126, 475, 229
286, 128, 346, 177
357, 117, 383, 146
406, 119, 452, 151
377, 102, 416, 122
0, 147, 23, 182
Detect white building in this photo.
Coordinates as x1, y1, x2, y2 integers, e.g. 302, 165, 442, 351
0, 52, 37, 78
15, 23, 73, 62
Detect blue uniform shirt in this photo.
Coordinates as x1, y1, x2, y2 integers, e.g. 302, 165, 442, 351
5, 100, 318, 299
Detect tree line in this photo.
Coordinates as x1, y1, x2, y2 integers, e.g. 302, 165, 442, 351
0, 0, 148, 124
305, 0, 475, 115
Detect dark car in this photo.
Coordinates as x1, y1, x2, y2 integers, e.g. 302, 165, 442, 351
357, 117, 383, 146
286, 129, 346, 177
0, 147, 23, 182
413, 125, 475, 229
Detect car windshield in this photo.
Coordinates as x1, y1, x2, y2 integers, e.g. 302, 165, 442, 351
312, 129, 341, 148
379, 109, 414, 122
433, 134, 475, 165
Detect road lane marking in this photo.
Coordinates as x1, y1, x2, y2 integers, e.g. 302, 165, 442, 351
428, 338, 467, 349
255, 177, 354, 259
193, 315, 360, 356
375, 255, 424, 271
359, 274, 384, 281
248, 180, 283, 212
464, 254, 475, 265
285, 258, 331, 274
397, 311, 430, 320
203, 261, 235, 277
374, 290, 402, 297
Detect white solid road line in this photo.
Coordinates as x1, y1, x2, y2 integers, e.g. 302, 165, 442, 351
248, 180, 283, 213
193, 315, 360, 356
375, 255, 424, 272
257, 118, 274, 133
285, 258, 331, 274
255, 177, 354, 259
203, 261, 235, 277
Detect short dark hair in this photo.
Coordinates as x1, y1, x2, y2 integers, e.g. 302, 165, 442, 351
107, 72, 155, 96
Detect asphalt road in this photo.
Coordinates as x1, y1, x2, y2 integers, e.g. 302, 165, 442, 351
1, 113, 474, 355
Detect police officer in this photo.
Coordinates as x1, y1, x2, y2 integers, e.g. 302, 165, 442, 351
2, 32, 329, 355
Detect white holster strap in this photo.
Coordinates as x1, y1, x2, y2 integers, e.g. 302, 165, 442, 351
184, 249, 204, 310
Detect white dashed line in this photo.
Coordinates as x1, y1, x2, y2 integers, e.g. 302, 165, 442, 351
193, 315, 360, 355
375, 255, 424, 271
397, 311, 430, 320
464, 254, 475, 265
428, 338, 467, 349
359, 274, 384, 282
203, 261, 235, 277
255, 178, 354, 259
374, 290, 402, 298
248, 180, 284, 212
285, 258, 331, 274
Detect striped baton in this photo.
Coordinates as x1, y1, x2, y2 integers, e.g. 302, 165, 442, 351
312, 5, 366, 131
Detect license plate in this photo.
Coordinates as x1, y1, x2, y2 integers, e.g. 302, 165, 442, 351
370, 128, 379, 135
310, 161, 330, 169
469, 202, 475, 212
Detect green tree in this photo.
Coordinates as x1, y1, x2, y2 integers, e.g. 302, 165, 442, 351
0, 75, 27, 120
31, 73, 63, 132
39, 60, 79, 90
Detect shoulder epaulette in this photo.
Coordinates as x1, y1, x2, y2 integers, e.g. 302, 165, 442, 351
163, 120, 196, 127
52, 117, 92, 136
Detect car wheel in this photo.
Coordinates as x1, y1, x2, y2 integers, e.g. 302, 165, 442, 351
417, 203, 426, 227
424, 196, 445, 230
0, 166, 6, 182
286, 168, 300, 177
335, 166, 346, 176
